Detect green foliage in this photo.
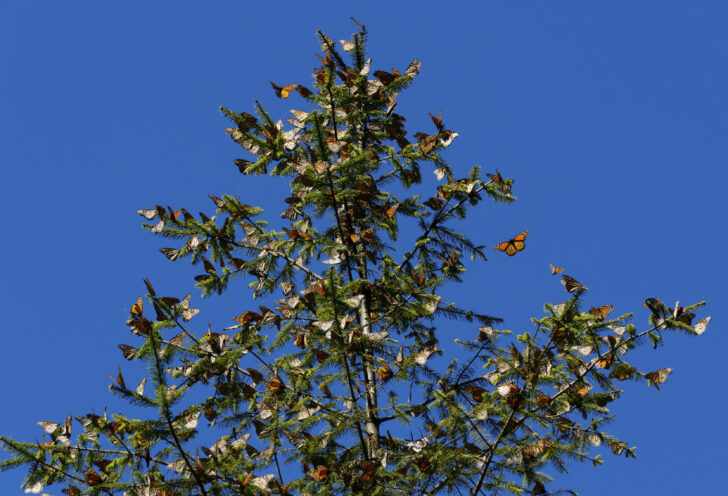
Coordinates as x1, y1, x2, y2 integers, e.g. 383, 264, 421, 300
0, 24, 709, 496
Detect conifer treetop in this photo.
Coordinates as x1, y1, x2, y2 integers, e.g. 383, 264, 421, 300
0, 23, 708, 496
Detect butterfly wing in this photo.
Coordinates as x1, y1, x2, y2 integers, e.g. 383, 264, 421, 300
510, 231, 528, 254
429, 110, 443, 131
494, 240, 511, 253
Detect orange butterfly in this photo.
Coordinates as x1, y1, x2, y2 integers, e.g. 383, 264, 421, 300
311, 465, 329, 481
376, 363, 394, 381
130, 297, 143, 316
645, 368, 672, 385
429, 110, 444, 132
550, 263, 564, 275
589, 305, 614, 320
486, 170, 503, 183
269, 81, 297, 98
487, 169, 512, 196
494, 231, 529, 256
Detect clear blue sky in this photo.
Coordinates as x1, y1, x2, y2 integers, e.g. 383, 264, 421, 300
1, 1, 725, 494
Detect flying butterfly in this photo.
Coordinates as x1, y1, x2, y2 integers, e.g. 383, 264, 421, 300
269, 81, 297, 99
589, 305, 614, 320
550, 263, 564, 275
494, 231, 529, 256
561, 274, 586, 292
296, 85, 312, 98
645, 367, 672, 385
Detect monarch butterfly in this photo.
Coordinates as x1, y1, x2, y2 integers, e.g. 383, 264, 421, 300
84, 469, 103, 486
315, 53, 333, 67
494, 231, 529, 256
669, 304, 695, 325
269, 81, 297, 99
642, 297, 662, 317
296, 85, 312, 98
693, 316, 711, 335
465, 385, 486, 402
312, 465, 330, 481
411, 267, 425, 287
550, 263, 564, 275
130, 296, 143, 316
374, 70, 397, 85
561, 274, 586, 292
233, 111, 258, 131
249, 474, 275, 489
405, 59, 422, 77
575, 384, 592, 397
589, 305, 614, 320
118, 344, 138, 361
137, 208, 157, 220
645, 367, 672, 385
609, 324, 627, 336
267, 377, 283, 392
487, 169, 512, 196
610, 364, 636, 381
486, 170, 503, 184
429, 110, 444, 132
497, 383, 515, 397
376, 363, 394, 381
340, 39, 356, 52
596, 353, 614, 369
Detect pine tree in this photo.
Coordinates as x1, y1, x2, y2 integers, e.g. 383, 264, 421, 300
1, 23, 709, 496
